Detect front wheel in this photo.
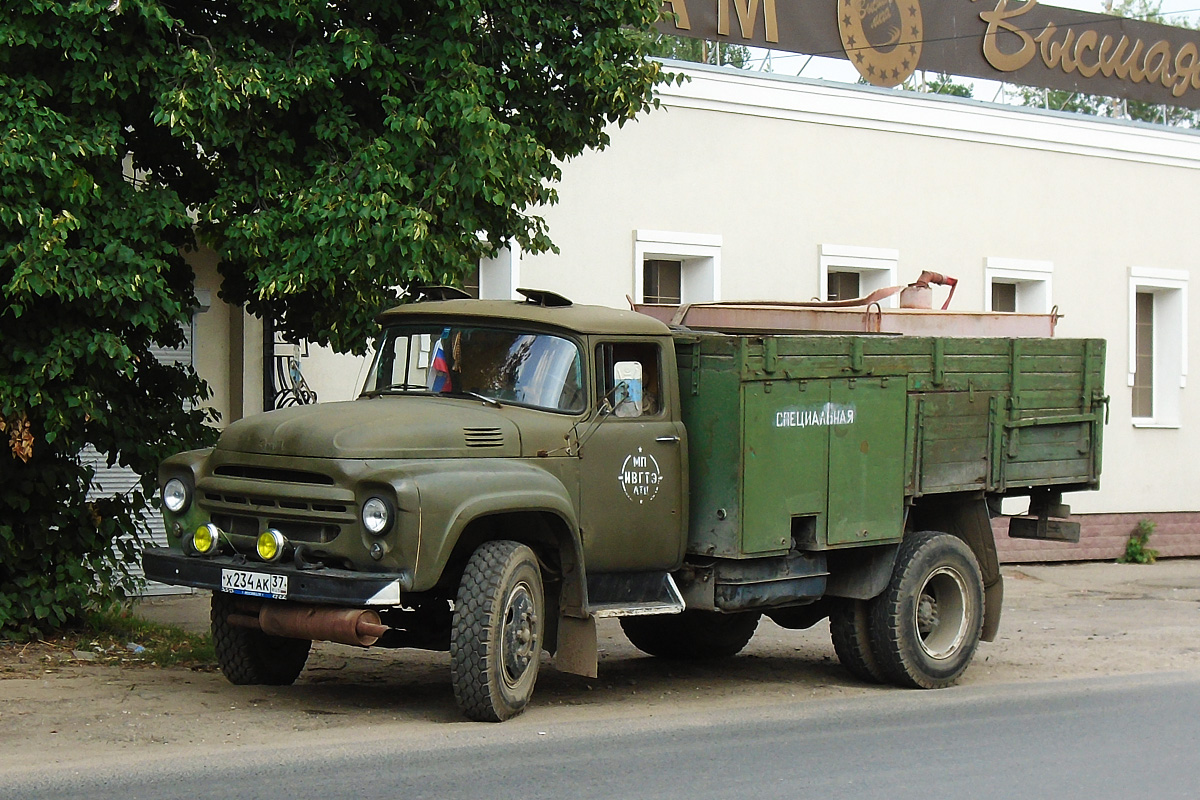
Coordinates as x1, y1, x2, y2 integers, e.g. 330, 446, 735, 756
870, 532, 984, 689
210, 592, 311, 685
450, 541, 545, 722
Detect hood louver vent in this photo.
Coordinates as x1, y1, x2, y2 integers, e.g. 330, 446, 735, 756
463, 427, 505, 448
213, 465, 335, 485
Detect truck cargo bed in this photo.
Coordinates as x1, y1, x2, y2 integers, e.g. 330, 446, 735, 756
675, 333, 1105, 559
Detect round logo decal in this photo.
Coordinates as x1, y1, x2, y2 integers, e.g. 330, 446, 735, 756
838, 0, 923, 88
618, 448, 662, 504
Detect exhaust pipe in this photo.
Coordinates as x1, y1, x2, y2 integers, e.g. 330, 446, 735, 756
228, 602, 388, 647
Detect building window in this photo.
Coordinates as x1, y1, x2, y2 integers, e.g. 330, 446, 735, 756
984, 258, 1053, 313
1132, 292, 1154, 418
643, 260, 682, 305
462, 264, 481, 299
634, 230, 721, 305
1129, 267, 1188, 427
827, 271, 861, 302
819, 245, 898, 306
991, 282, 1018, 313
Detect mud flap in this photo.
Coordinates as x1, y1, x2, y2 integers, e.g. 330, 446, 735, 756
554, 614, 598, 678
982, 576, 1003, 642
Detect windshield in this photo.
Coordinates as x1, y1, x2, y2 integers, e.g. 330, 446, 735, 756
362, 324, 586, 413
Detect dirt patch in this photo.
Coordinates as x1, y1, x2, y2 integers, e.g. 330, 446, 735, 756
2, 560, 1199, 770
0, 636, 217, 679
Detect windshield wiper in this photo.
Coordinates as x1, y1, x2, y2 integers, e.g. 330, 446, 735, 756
361, 383, 429, 398
450, 390, 503, 408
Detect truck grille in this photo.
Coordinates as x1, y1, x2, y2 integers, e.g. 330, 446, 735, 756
198, 463, 356, 546
211, 513, 338, 544
463, 427, 505, 448
201, 491, 347, 515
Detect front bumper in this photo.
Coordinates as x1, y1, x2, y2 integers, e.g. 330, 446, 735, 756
142, 548, 412, 607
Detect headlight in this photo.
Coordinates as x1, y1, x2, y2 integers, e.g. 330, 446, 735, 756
362, 496, 393, 535
162, 478, 191, 514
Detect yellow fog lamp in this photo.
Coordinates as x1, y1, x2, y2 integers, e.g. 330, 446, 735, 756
257, 528, 288, 563
192, 523, 221, 555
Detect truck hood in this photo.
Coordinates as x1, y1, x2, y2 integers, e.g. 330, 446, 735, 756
215, 397, 521, 459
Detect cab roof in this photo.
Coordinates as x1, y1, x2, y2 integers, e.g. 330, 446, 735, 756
377, 296, 673, 337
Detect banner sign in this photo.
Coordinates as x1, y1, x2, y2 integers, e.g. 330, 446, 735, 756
656, 0, 1200, 109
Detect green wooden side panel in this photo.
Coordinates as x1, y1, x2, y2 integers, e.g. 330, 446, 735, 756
914, 391, 994, 493
1002, 421, 1095, 485
827, 378, 906, 545
741, 381, 830, 554
676, 343, 744, 558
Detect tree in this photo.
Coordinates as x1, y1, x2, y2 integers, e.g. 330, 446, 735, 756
0, 0, 667, 637
1014, 0, 1199, 126
920, 73, 974, 98
1, 2, 217, 638
903, 72, 974, 98
646, 33, 752, 69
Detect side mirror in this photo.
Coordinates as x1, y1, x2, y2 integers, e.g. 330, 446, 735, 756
613, 361, 643, 418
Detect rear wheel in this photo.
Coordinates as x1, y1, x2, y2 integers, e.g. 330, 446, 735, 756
450, 541, 545, 722
210, 592, 311, 685
620, 610, 761, 660
870, 532, 984, 689
829, 597, 887, 684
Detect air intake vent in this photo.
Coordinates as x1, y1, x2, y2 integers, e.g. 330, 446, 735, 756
213, 465, 335, 485
463, 427, 505, 448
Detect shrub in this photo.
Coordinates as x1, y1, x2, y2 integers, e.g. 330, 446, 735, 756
1119, 519, 1159, 564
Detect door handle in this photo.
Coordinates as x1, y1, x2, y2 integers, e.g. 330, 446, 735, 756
655, 435, 680, 444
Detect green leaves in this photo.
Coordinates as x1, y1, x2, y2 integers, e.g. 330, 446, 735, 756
1, 0, 216, 638
147, 0, 665, 352
1, 0, 666, 636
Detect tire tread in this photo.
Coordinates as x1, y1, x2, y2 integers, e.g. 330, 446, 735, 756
450, 540, 543, 722
869, 531, 983, 689
829, 597, 887, 684
210, 593, 311, 686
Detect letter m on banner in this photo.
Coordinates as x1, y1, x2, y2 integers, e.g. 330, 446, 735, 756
719, 0, 779, 42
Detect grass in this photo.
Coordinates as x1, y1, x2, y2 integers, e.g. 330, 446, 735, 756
1, 606, 216, 675
77, 608, 216, 668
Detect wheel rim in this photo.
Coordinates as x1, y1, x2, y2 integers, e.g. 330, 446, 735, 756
500, 579, 540, 689
914, 566, 970, 660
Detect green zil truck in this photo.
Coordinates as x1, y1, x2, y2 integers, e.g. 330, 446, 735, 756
144, 289, 1106, 721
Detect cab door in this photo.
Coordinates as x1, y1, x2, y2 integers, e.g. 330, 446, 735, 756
578, 338, 687, 572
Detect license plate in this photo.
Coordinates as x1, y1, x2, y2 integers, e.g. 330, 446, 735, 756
220, 568, 288, 600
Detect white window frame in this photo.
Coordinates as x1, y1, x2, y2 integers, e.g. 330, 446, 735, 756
478, 240, 521, 300
818, 244, 899, 307
1128, 266, 1188, 429
984, 258, 1053, 313
634, 230, 721, 304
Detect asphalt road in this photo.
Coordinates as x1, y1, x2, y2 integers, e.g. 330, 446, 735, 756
8, 671, 1199, 800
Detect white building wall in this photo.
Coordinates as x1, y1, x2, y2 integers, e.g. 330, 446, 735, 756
516, 63, 1200, 516
197, 63, 1198, 520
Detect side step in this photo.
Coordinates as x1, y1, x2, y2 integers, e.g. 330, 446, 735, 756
586, 571, 685, 618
